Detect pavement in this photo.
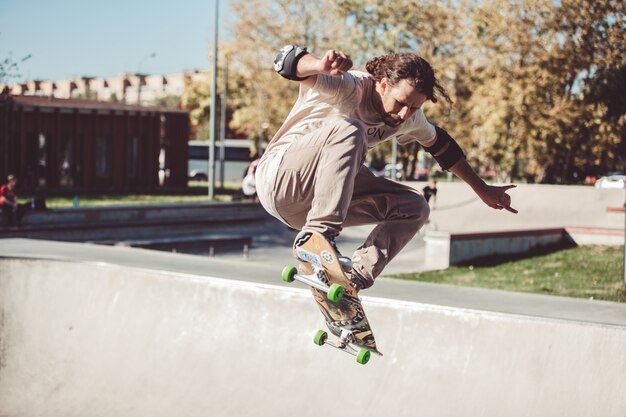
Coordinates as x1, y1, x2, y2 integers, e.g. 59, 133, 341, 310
0, 183, 625, 417
214, 182, 626, 276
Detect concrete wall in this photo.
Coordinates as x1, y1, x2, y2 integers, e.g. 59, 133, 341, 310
411, 182, 625, 233
1, 258, 625, 417
0, 202, 268, 242
425, 227, 624, 269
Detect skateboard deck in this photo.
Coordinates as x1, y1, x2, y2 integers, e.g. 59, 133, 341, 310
283, 230, 382, 363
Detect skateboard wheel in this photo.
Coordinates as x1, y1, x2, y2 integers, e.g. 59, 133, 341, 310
356, 349, 371, 365
281, 265, 297, 283
313, 330, 328, 346
327, 283, 344, 302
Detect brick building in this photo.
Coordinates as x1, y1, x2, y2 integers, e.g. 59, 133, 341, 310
3, 71, 207, 105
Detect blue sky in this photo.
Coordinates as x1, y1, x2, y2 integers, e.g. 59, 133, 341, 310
0, 0, 232, 82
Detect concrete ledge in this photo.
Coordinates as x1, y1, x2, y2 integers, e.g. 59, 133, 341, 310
425, 227, 624, 270
565, 226, 624, 245
607, 206, 625, 213
3, 202, 264, 228
0, 202, 268, 242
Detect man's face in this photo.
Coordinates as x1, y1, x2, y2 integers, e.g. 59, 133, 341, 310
376, 78, 428, 127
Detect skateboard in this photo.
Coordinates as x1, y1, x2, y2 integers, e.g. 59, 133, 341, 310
281, 230, 382, 364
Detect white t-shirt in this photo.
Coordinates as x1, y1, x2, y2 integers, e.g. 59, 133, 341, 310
267, 70, 437, 152
256, 70, 437, 221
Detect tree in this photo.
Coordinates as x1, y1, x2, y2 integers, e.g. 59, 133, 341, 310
153, 94, 183, 109
0, 51, 31, 88
218, 0, 625, 182
223, 0, 348, 145
182, 73, 213, 139
455, 0, 625, 182
329, 0, 464, 178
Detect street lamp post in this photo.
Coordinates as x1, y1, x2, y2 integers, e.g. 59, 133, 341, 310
208, 0, 219, 200
219, 57, 228, 189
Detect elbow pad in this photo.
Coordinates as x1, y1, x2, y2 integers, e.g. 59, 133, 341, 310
423, 126, 466, 170
274, 45, 309, 81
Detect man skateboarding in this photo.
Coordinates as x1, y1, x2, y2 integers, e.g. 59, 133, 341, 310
256, 45, 517, 293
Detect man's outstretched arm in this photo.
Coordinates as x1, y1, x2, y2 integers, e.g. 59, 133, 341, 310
424, 127, 517, 213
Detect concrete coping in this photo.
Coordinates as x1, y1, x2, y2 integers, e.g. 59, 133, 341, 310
1, 237, 625, 328
0, 202, 267, 232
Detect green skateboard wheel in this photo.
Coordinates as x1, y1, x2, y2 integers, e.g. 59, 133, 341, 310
356, 349, 371, 365
327, 283, 345, 302
313, 330, 328, 346
282, 265, 297, 283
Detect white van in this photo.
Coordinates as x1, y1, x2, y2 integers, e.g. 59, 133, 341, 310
188, 139, 257, 184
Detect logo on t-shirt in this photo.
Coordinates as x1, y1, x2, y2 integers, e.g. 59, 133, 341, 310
367, 127, 386, 141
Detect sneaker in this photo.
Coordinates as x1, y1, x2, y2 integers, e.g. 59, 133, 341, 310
345, 270, 362, 293
327, 237, 353, 272
294, 230, 353, 272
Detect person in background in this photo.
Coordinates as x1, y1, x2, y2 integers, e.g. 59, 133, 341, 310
242, 156, 261, 201
422, 180, 438, 209
0, 175, 27, 227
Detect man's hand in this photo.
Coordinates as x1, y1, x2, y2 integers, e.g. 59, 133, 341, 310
295, 49, 352, 87
318, 49, 352, 76
477, 184, 518, 214
448, 159, 518, 214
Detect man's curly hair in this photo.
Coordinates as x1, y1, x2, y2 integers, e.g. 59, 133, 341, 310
365, 52, 452, 105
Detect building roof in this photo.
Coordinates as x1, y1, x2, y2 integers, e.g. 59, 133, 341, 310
4, 95, 188, 114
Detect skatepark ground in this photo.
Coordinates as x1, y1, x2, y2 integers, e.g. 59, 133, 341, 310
1, 183, 625, 416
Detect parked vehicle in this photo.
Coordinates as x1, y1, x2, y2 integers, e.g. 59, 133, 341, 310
384, 163, 402, 181
367, 162, 404, 181
594, 174, 626, 189
413, 168, 429, 181
188, 139, 256, 183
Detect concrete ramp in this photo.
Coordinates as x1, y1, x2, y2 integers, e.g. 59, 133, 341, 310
1, 257, 625, 417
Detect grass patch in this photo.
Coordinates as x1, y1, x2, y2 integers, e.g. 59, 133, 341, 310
21, 183, 247, 208
390, 245, 626, 303
41, 194, 232, 208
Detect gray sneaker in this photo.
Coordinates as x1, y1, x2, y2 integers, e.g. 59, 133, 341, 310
344, 270, 363, 293
327, 237, 353, 272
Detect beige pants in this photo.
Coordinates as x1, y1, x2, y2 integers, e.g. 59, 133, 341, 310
259, 118, 430, 289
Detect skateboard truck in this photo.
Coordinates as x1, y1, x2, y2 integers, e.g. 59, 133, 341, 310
313, 328, 372, 365
281, 265, 345, 302
282, 264, 374, 364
